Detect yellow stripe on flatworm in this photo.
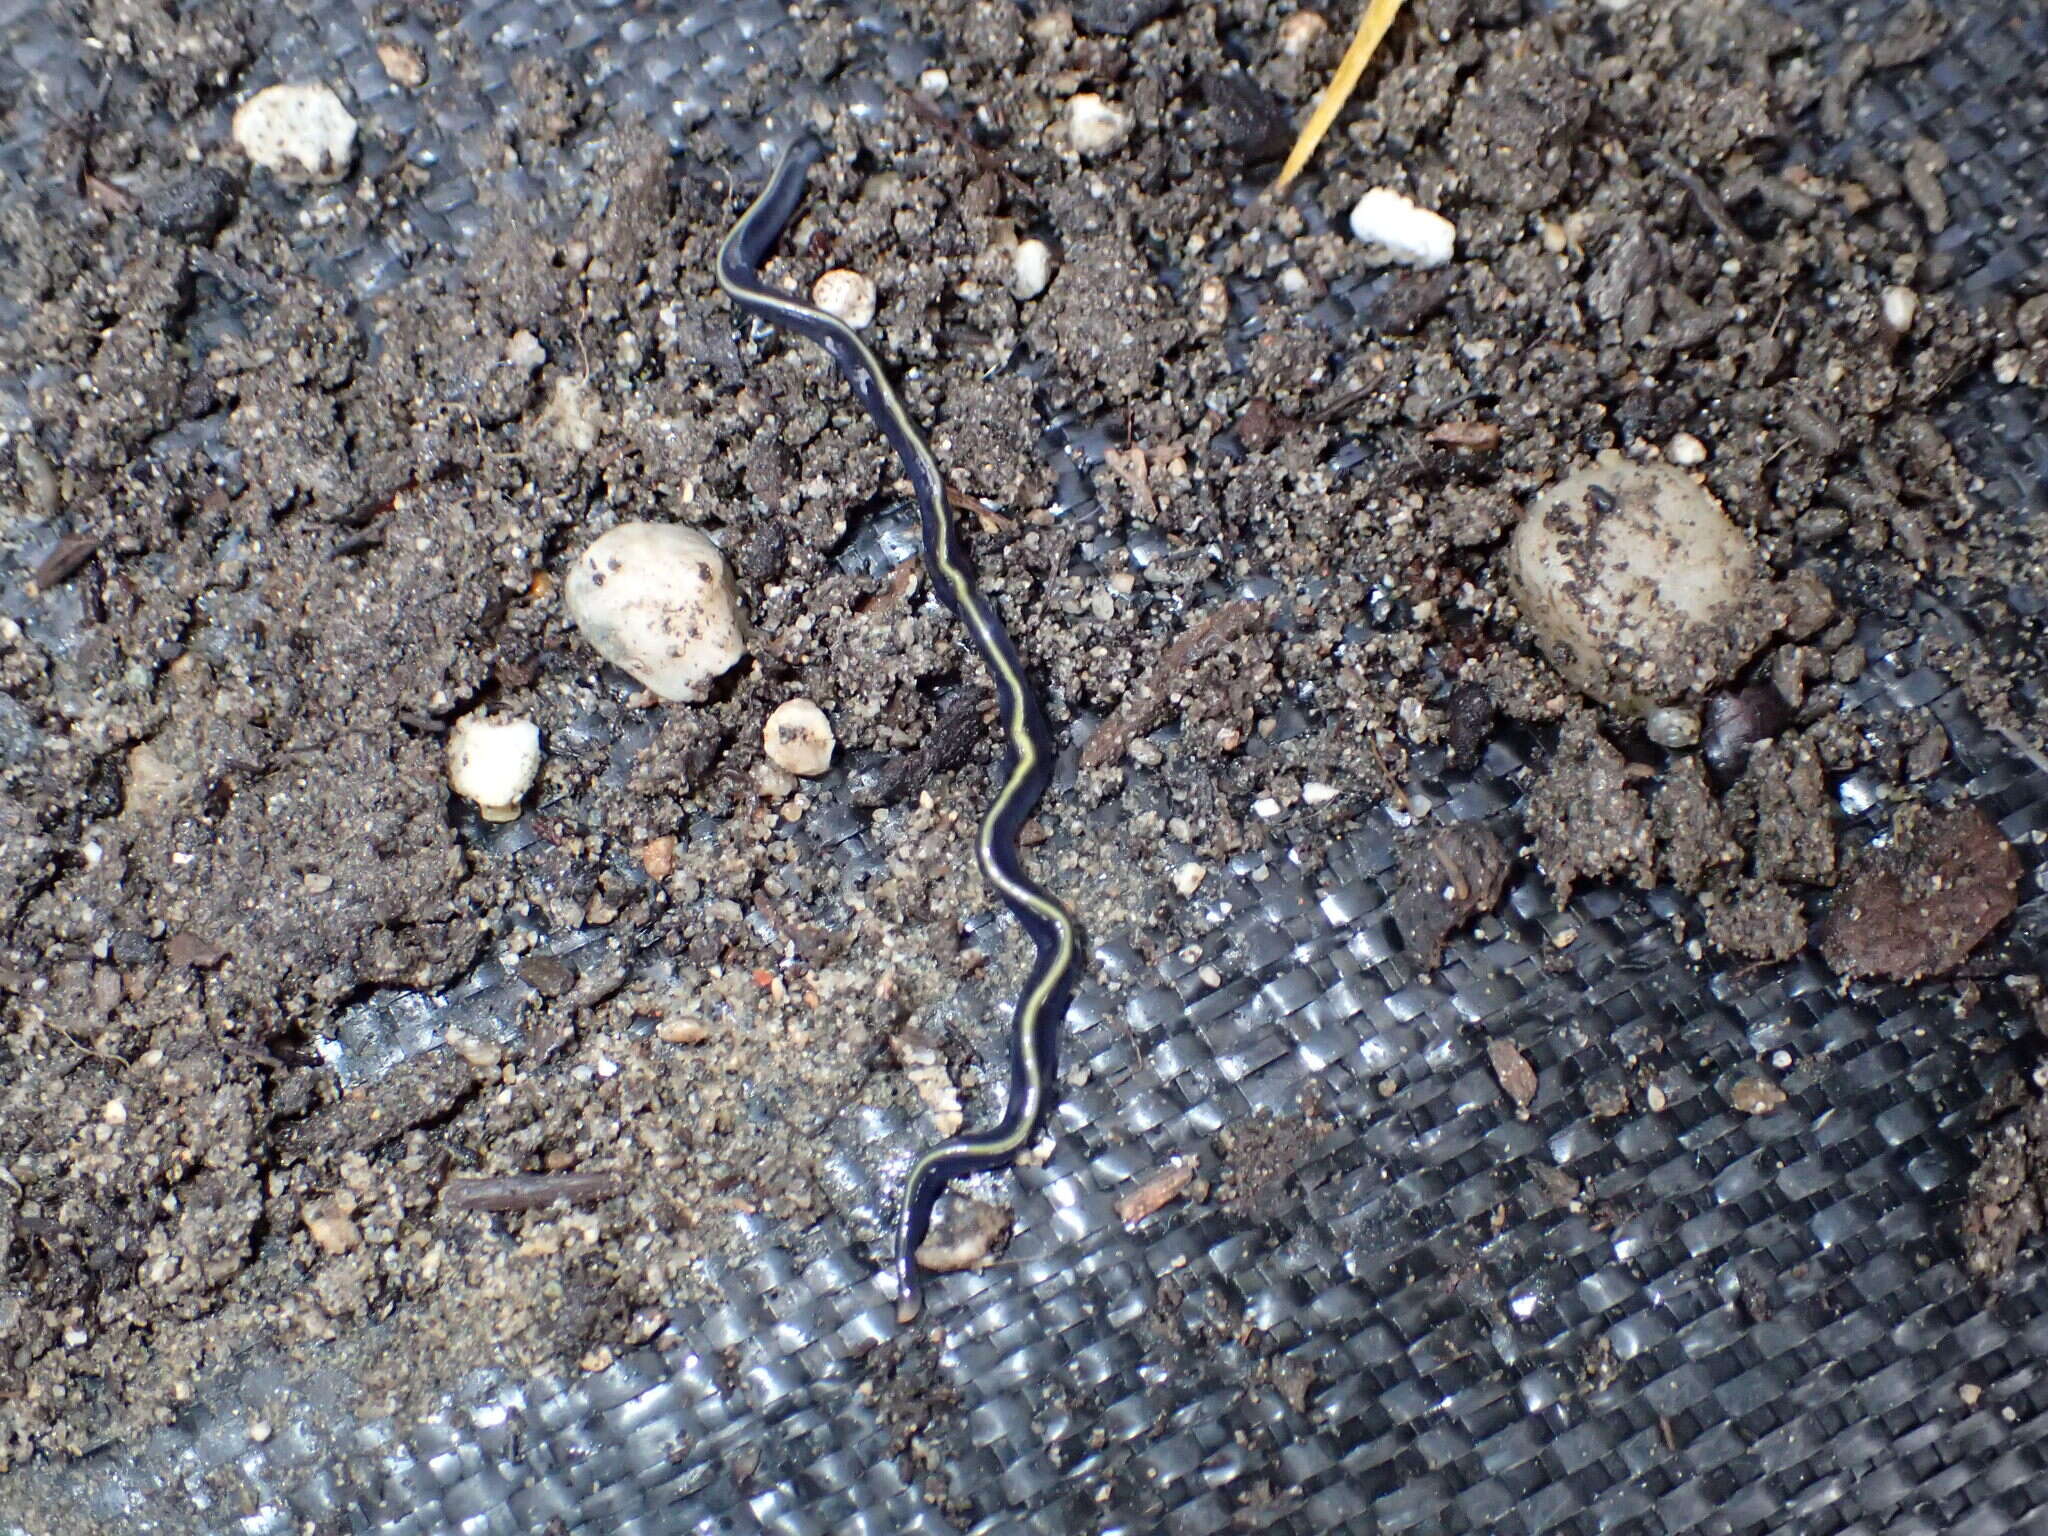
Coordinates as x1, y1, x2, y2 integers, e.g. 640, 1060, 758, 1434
1272, 0, 1409, 195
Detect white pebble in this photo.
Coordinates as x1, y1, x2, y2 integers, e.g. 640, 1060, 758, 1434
1665, 432, 1708, 466
1067, 94, 1132, 157
1303, 781, 1339, 805
1881, 284, 1919, 334
1644, 706, 1701, 749
918, 67, 950, 97
1172, 862, 1207, 897
1010, 238, 1055, 301
812, 269, 877, 330
232, 83, 358, 184
1253, 796, 1283, 820
446, 713, 542, 823
565, 524, 746, 702
506, 329, 546, 373
763, 698, 836, 778
1277, 11, 1329, 55
1349, 188, 1457, 269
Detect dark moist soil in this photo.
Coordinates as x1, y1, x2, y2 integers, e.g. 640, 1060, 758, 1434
2, 0, 2046, 1487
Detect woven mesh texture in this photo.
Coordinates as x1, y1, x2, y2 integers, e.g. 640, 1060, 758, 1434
4, 1, 2048, 1533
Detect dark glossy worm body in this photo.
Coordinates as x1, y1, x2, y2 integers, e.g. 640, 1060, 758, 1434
717, 135, 1080, 1324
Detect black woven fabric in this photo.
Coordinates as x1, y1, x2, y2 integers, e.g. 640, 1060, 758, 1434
3, 2, 2047, 1533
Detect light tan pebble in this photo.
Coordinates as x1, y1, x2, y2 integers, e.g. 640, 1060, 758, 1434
1067, 94, 1132, 156
1729, 1076, 1787, 1115
101, 1098, 127, 1126
124, 741, 198, 818
913, 1195, 1012, 1273
657, 1017, 708, 1045
811, 269, 877, 330
443, 1028, 501, 1070
918, 67, 950, 96
376, 41, 427, 88
565, 524, 745, 702
892, 1031, 965, 1138
1881, 285, 1919, 334
539, 375, 602, 452
1666, 432, 1708, 466
1010, 238, 1055, 301
1172, 862, 1207, 897
303, 1197, 362, 1255
1277, 11, 1328, 55
445, 712, 542, 822
763, 698, 835, 777
232, 83, 357, 183
753, 762, 797, 800
247, 1419, 273, 1444
639, 836, 678, 880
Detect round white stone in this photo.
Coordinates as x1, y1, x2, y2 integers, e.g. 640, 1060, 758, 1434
1881, 284, 1919, 334
1010, 238, 1055, 301
446, 713, 542, 822
812, 269, 877, 330
1277, 11, 1329, 56
1665, 432, 1708, 466
1349, 188, 1457, 269
1068, 94, 1133, 156
762, 698, 836, 778
232, 83, 358, 184
565, 523, 746, 702
1508, 455, 1760, 709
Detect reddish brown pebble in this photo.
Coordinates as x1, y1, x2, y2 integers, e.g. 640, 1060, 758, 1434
1117, 1160, 1196, 1224
165, 932, 229, 969
1817, 803, 2019, 982
1489, 1039, 1538, 1109
639, 836, 678, 880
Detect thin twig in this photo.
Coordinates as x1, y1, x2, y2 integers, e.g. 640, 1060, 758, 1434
1272, 0, 1409, 195
441, 1172, 624, 1212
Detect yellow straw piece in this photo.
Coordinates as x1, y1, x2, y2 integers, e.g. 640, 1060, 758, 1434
1272, 0, 1408, 195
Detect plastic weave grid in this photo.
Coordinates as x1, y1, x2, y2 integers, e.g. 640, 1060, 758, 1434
3, 2, 2048, 1533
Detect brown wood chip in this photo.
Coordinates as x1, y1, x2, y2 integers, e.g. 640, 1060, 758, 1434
1082, 599, 1265, 769
1427, 420, 1502, 451
1117, 1160, 1196, 1224
441, 1172, 624, 1212
1489, 1038, 1539, 1110
31, 534, 98, 593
